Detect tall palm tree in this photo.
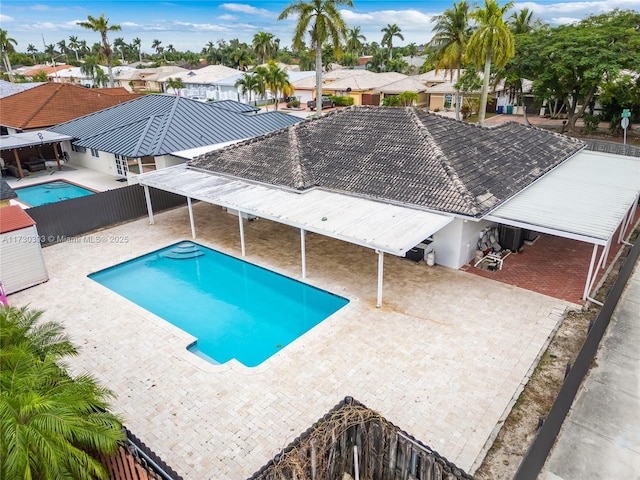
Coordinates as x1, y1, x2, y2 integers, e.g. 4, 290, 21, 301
57, 39, 68, 56
77, 13, 122, 88
278, 0, 353, 116
253, 31, 276, 64
231, 48, 253, 70
165, 77, 185, 96
508, 8, 535, 34
429, 1, 471, 120
0, 306, 124, 480
132, 37, 142, 62
27, 43, 38, 62
467, 0, 515, 125
0, 29, 17, 81
68, 35, 81, 61
80, 55, 98, 84
346, 27, 366, 56
255, 61, 292, 110
381, 24, 404, 60
113, 37, 126, 62
235, 72, 264, 104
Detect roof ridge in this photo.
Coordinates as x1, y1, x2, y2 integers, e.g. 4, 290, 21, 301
131, 115, 159, 157
288, 127, 314, 190
150, 96, 181, 156
410, 109, 480, 216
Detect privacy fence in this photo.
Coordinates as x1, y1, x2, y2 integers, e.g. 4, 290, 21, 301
28, 185, 186, 246
249, 397, 472, 480
583, 139, 640, 157
513, 234, 640, 480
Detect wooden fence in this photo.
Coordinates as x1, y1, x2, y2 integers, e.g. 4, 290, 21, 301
27, 185, 186, 246
248, 397, 472, 480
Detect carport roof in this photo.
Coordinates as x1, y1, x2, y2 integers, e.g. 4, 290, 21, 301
138, 164, 453, 256
0, 130, 73, 150
487, 150, 640, 245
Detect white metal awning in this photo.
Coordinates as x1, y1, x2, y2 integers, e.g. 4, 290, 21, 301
487, 150, 640, 299
138, 164, 453, 307
0, 130, 73, 150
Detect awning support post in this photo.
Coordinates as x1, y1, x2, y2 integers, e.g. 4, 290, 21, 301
583, 244, 599, 300
622, 194, 638, 241
143, 185, 154, 225
187, 196, 196, 239
376, 250, 384, 308
238, 212, 246, 257
300, 228, 307, 279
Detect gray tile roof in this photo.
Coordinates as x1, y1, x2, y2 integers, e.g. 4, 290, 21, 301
1, 179, 17, 200
189, 107, 585, 217
48, 95, 301, 158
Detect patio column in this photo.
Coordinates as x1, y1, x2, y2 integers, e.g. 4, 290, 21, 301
12, 149, 24, 178
187, 196, 196, 239
53, 143, 62, 171
376, 250, 384, 308
238, 212, 246, 257
300, 228, 306, 279
143, 185, 154, 225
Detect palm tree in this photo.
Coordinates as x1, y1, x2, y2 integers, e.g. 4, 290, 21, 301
78, 39, 88, 58
151, 39, 162, 57
68, 35, 81, 61
278, 0, 352, 115
253, 31, 276, 64
77, 13, 122, 88
80, 54, 98, 85
429, 1, 471, 120
467, 0, 515, 125
113, 37, 126, 62
27, 43, 38, 62
255, 61, 292, 110
231, 48, 253, 70
381, 24, 404, 60
235, 72, 264, 104
0, 306, 124, 480
165, 76, 185, 96
57, 39, 68, 56
0, 29, 17, 81
132, 37, 142, 62
346, 27, 366, 56
508, 8, 536, 34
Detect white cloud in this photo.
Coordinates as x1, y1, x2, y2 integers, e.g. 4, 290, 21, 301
174, 21, 231, 32
220, 3, 272, 17
0, 14, 15, 22
218, 14, 237, 21
548, 16, 584, 24
22, 21, 58, 31
121, 22, 142, 28
30, 4, 70, 12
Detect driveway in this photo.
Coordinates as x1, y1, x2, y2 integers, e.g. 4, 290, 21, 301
9, 202, 572, 478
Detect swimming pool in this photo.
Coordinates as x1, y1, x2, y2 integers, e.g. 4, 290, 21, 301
89, 242, 349, 367
15, 180, 95, 207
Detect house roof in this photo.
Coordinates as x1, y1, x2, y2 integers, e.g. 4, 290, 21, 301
292, 69, 371, 89
412, 69, 462, 84
0, 205, 36, 234
0, 179, 17, 201
376, 76, 429, 94
326, 72, 407, 91
0, 83, 142, 130
48, 95, 302, 158
0, 80, 46, 99
168, 65, 240, 84
116, 65, 188, 82
21, 64, 70, 77
51, 65, 134, 80
189, 106, 585, 218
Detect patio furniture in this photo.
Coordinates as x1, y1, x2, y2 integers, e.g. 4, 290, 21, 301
23, 157, 46, 172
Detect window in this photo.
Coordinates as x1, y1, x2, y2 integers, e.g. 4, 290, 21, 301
91, 148, 99, 157
71, 144, 86, 153
114, 154, 129, 176
444, 94, 453, 109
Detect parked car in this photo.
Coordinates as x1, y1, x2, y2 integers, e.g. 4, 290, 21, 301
307, 96, 336, 110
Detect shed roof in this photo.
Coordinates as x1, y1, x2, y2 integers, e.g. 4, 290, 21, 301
0, 130, 73, 150
0, 83, 142, 130
488, 150, 640, 244
189, 107, 585, 217
0, 205, 36, 234
48, 95, 302, 158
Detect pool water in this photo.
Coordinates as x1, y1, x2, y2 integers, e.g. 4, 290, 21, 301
16, 180, 95, 207
89, 242, 348, 367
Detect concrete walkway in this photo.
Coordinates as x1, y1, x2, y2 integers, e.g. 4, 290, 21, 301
8, 203, 571, 478
541, 260, 640, 479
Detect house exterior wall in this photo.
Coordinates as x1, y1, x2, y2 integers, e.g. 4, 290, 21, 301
428, 217, 495, 269
66, 142, 114, 175
155, 154, 185, 170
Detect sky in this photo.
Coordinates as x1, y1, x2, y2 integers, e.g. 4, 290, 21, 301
1, 0, 639, 55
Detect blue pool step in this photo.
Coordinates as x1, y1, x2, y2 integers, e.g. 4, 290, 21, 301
161, 242, 204, 260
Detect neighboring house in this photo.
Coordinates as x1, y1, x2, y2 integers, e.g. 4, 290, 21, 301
161, 65, 241, 98
138, 107, 639, 302
291, 69, 371, 104
0, 80, 46, 99
375, 76, 429, 106
49, 65, 136, 88
323, 72, 407, 106
20, 64, 70, 81
116, 65, 188, 93
0, 83, 142, 134
48, 95, 302, 178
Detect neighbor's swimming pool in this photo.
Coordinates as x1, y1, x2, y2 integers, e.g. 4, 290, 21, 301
89, 241, 349, 367
15, 180, 95, 207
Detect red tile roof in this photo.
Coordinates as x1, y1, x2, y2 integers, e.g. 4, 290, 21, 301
0, 205, 36, 234
0, 83, 143, 130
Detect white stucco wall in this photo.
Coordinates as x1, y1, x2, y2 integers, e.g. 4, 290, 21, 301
155, 155, 186, 170
66, 142, 115, 175
428, 217, 496, 269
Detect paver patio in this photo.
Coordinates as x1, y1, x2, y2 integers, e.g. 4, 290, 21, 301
9, 201, 572, 478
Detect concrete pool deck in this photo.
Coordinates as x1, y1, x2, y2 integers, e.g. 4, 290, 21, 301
8, 202, 573, 478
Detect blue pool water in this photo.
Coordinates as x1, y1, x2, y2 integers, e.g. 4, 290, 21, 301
16, 180, 95, 207
89, 242, 348, 367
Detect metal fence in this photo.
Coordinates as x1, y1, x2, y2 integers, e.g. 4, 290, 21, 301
582, 139, 640, 157
27, 185, 186, 246
513, 236, 640, 480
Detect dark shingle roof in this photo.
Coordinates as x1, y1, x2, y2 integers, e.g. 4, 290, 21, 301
48, 95, 301, 158
189, 107, 585, 217
1, 179, 18, 201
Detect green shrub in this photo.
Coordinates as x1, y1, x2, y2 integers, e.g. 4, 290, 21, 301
582, 113, 601, 134
329, 95, 354, 107
382, 95, 402, 107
